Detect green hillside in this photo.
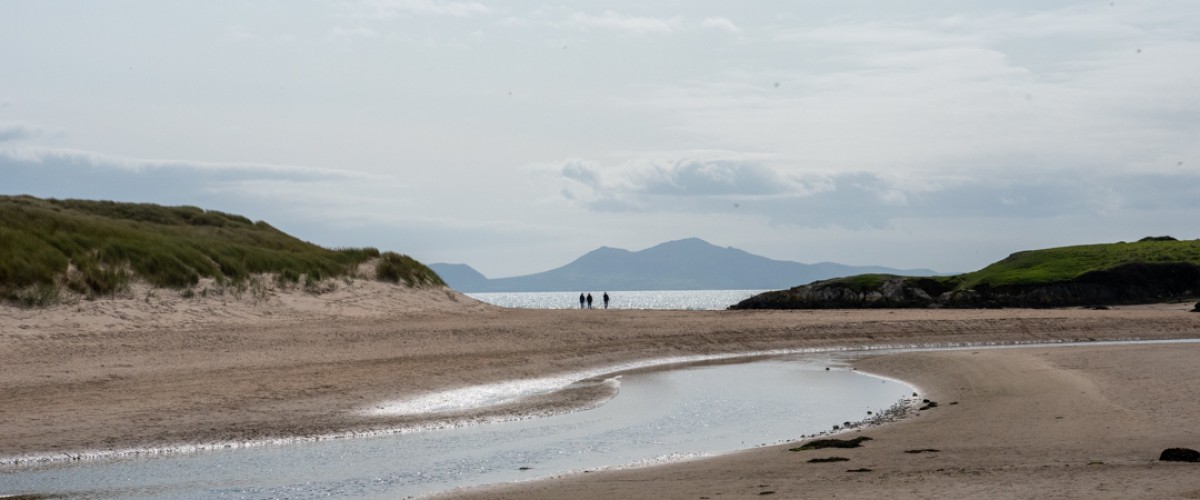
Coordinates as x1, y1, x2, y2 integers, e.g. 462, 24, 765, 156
812, 237, 1200, 292
956, 237, 1200, 290
733, 237, 1200, 309
0, 195, 443, 305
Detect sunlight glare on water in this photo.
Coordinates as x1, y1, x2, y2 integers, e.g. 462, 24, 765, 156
0, 355, 911, 499
468, 290, 768, 310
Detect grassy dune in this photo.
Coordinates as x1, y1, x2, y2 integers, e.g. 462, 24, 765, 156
955, 237, 1200, 289
0, 195, 443, 305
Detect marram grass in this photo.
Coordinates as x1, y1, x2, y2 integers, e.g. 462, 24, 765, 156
0, 195, 443, 305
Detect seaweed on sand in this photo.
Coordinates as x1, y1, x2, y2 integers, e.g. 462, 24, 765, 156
790, 436, 872, 451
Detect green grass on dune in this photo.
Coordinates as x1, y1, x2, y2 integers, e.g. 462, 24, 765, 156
810, 237, 1200, 293
817, 273, 892, 292
0, 195, 443, 305
957, 238, 1200, 289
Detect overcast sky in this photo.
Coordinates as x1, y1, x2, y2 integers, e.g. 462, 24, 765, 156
2, 1, 1198, 278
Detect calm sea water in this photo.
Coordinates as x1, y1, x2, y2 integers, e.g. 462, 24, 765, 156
467, 290, 769, 311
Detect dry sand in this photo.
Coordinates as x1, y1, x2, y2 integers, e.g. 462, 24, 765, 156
2, 281, 1199, 498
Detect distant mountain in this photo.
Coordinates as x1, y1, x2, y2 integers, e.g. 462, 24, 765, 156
430, 238, 937, 293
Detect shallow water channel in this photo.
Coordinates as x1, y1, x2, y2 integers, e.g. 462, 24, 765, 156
1, 355, 912, 499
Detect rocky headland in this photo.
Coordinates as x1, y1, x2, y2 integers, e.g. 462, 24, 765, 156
732, 240, 1200, 310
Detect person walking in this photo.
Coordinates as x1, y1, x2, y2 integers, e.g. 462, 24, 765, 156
603, 292, 610, 309
579, 293, 585, 309
586, 293, 593, 309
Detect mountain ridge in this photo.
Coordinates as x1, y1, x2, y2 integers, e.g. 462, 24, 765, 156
431, 238, 937, 292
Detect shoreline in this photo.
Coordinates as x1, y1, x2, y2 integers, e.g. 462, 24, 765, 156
2, 337, 1196, 468
3, 284, 1199, 497
0, 343, 936, 466
452, 341, 1200, 499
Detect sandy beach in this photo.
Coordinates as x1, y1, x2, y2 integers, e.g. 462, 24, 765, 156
2, 282, 1199, 498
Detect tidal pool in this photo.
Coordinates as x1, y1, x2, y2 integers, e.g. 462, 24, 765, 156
0, 355, 912, 499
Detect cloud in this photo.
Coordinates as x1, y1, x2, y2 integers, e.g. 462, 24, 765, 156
701, 17, 740, 33
564, 158, 794, 198
617, 2, 1200, 182
553, 154, 1200, 229
222, 25, 257, 42
328, 25, 379, 40
0, 123, 43, 143
0, 147, 412, 225
339, 0, 491, 19
1, 146, 370, 179
566, 11, 681, 35
782, 22, 976, 48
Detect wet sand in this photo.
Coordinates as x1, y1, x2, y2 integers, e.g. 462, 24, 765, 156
2, 282, 1199, 498
452, 343, 1200, 499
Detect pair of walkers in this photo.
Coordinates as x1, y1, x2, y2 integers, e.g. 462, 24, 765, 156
578, 292, 610, 309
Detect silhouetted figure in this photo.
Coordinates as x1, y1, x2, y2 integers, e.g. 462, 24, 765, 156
603, 292, 610, 309
579, 293, 585, 309
586, 293, 593, 309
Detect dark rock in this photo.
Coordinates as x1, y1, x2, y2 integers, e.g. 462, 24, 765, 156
919, 401, 939, 411
1159, 448, 1200, 462
1192, 302, 1200, 312
904, 449, 941, 454
846, 468, 873, 472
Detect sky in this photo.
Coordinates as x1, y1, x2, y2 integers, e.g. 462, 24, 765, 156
2, 1, 1198, 278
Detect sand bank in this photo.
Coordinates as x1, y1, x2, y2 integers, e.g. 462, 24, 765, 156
2, 283, 1199, 497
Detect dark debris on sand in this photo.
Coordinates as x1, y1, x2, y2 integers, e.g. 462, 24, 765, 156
790, 436, 872, 451
808, 456, 851, 463
1159, 448, 1200, 462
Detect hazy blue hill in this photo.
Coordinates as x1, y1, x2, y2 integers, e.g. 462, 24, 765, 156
427, 263, 490, 291
430, 238, 936, 292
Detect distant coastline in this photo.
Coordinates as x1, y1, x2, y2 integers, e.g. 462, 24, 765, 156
432, 238, 936, 293
468, 289, 767, 310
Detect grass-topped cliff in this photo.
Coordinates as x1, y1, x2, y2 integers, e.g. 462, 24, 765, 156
0, 195, 443, 306
732, 237, 1200, 309
953, 237, 1200, 289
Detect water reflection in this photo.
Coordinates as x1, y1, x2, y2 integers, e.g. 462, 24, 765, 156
1, 355, 911, 499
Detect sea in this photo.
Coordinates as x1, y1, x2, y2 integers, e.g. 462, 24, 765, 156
466, 289, 769, 311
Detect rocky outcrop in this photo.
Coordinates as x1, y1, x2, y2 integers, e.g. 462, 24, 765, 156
731, 276, 950, 309
731, 263, 1200, 310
